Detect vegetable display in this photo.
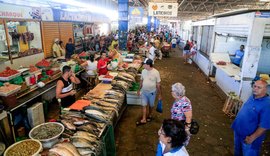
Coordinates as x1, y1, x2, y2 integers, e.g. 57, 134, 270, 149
0, 67, 19, 77
36, 59, 51, 67
29, 65, 40, 73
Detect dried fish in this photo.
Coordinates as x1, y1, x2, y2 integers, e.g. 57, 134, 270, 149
61, 119, 76, 131
49, 146, 73, 156
54, 142, 80, 156
76, 124, 100, 136
77, 147, 96, 156
71, 137, 94, 148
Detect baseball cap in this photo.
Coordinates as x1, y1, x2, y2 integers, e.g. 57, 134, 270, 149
143, 58, 153, 66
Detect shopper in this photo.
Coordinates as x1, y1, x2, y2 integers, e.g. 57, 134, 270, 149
230, 45, 245, 67
97, 51, 109, 75
156, 119, 189, 156
80, 54, 97, 84
183, 41, 191, 64
52, 38, 61, 58
231, 80, 270, 156
171, 37, 177, 49
154, 36, 162, 60
148, 42, 156, 63
65, 38, 75, 59
59, 40, 65, 56
56, 66, 81, 108
136, 58, 162, 126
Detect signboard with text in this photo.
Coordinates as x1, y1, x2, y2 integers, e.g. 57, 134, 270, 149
148, 2, 178, 17
0, 3, 53, 21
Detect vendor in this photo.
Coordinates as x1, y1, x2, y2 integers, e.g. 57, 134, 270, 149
65, 38, 75, 59
109, 44, 121, 61
97, 51, 109, 75
56, 66, 81, 108
81, 54, 97, 79
231, 45, 245, 66
109, 36, 118, 50
52, 38, 61, 58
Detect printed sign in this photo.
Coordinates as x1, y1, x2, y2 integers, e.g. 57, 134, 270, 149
148, 2, 178, 17
129, 7, 144, 17
0, 3, 53, 21
255, 11, 270, 18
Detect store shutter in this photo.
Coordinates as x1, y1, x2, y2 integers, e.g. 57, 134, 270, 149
59, 22, 74, 48
41, 22, 60, 58
264, 24, 270, 37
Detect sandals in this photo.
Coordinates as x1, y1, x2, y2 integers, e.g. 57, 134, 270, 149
136, 120, 147, 126
147, 116, 154, 122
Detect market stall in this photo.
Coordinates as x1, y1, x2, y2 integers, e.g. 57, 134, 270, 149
210, 10, 270, 101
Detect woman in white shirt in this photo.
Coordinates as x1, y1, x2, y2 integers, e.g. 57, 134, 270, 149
156, 119, 189, 156
81, 54, 97, 85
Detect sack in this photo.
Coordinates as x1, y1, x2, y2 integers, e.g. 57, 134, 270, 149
156, 100, 163, 113
189, 119, 200, 134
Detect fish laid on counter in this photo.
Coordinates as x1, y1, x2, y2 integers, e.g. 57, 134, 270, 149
49, 146, 74, 156
119, 72, 135, 81
105, 90, 124, 98
71, 137, 97, 149
61, 119, 76, 131
77, 147, 96, 156
91, 103, 119, 117
76, 124, 100, 136
114, 75, 134, 83
54, 142, 80, 156
60, 115, 90, 126
74, 131, 99, 140
85, 112, 110, 123
101, 98, 122, 105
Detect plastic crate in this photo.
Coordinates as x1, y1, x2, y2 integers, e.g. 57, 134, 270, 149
126, 91, 142, 106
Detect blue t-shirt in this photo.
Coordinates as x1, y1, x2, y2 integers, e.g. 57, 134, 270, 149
231, 95, 270, 137
232, 50, 244, 65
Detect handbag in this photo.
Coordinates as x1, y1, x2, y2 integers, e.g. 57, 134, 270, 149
189, 119, 200, 135
156, 100, 163, 113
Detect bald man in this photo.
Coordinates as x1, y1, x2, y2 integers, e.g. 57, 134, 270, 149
231, 80, 270, 156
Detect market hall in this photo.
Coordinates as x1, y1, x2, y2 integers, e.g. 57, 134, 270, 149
0, 0, 269, 155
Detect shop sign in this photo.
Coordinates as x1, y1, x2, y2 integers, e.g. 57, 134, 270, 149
129, 7, 144, 17
0, 3, 53, 21
255, 11, 270, 18
59, 11, 92, 22
148, 2, 178, 17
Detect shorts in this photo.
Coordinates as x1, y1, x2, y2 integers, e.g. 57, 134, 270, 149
141, 91, 157, 107
183, 50, 190, 55
172, 44, 176, 48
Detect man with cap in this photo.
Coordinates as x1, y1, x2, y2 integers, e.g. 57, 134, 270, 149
136, 58, 162, 126
52, 38, 61, 58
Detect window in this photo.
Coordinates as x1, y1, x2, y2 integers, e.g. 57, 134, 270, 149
200, 25, 213, 55
192, 26, 198, 42
5, 20, 42, 58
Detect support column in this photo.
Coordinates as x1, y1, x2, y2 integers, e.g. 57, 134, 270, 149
147, 16, 152, 32
153, 17, 157, 32
239, 18, 267, 101
118, 0, 129, 50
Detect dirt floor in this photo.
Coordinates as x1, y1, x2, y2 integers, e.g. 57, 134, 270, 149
114, 48, 270, 156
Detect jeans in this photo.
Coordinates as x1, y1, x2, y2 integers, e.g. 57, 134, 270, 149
234, 132, 263, 156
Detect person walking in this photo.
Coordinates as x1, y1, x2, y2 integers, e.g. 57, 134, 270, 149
136, 58, 162, 126
231, 80, 270, 156
183, 41, 191, 64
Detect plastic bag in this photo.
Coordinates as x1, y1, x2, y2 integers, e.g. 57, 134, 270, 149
156, 100, 163, 113
189, 119, 200, 135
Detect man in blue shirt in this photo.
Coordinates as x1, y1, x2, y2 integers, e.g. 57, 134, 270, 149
231, 80, 270, 156
231, 45, 245, 66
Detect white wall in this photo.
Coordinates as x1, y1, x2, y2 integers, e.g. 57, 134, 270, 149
216, 68, 240, 95
257, 38, 270, 74
0, 53, 44, 71
213, 35, 247, 54
193, 52, 210, 76
27, 22, 42, 49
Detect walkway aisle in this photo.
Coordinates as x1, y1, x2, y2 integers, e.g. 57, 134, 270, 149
115, 48, 233, 156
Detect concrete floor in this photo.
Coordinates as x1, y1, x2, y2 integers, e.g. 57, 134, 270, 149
114, 48, 270, 156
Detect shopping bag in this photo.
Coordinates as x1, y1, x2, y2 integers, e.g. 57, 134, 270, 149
156, 100, 163, 113
189, 119, 200, 135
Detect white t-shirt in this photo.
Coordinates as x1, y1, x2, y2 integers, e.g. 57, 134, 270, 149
171, 38, 177, 44
160, 141, 189, 156
86, 60, 97, 76
141, 68, 161, 93
149, 46, 156, 62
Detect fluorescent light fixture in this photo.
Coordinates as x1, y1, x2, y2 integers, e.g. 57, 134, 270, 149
49, 0, 118, 19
